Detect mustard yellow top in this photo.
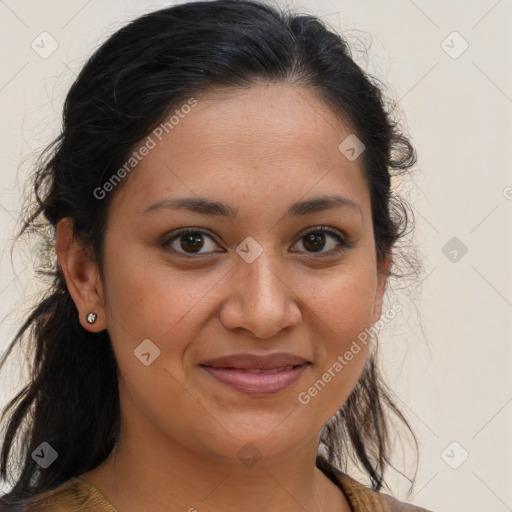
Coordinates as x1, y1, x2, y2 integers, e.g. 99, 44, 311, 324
2, 458, 434, 511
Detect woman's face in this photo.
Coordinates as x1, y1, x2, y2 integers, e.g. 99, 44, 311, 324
98, 84, 388, 463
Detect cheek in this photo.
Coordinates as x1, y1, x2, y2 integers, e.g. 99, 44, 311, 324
100, 257, 211, 430
100, 251, 215, 373
299, 265, 376, 411
309, 264, 378, 343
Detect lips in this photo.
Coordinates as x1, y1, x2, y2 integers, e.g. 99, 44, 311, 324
231, 365, 297, 374
199, 352, 311, 395
201, 364, 309, 395
200, 352, 310, 371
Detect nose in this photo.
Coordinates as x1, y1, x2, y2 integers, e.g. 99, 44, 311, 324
219, 250, 302, 339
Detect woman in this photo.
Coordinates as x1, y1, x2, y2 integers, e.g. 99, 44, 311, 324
0, 1, 433, 510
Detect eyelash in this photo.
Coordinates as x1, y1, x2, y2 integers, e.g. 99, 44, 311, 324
161, 226, 353, 258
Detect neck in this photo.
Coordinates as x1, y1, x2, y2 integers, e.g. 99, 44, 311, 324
80, 382, 351, 512
86, 439, 332, 512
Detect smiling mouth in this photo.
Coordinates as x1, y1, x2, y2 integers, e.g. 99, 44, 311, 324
209, 364, 301, 374
200, 363, 310, 395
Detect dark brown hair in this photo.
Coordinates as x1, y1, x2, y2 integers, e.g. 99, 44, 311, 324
0, 0, 418, 507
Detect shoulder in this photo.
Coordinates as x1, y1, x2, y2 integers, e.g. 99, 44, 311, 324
335, 472, 434, 512
0, 477, 117, 512
316, 456, 434, 512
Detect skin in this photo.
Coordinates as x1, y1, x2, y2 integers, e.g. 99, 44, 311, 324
57, 83, 390, 512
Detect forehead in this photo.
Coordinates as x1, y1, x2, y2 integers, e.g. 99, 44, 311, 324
108, 83, 370, 217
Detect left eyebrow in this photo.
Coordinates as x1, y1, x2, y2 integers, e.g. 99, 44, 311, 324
140, 194, 363, 219
287, 195, 363, 218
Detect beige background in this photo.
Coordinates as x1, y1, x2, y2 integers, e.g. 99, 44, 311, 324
1, 1, 511, 510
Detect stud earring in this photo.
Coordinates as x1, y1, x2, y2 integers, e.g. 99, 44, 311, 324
86, 312, 98, 324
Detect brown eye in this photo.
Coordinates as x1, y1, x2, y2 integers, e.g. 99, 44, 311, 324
179, 232, 205, 253
293, 227, 350, 255
162, 230, 220, 256
303, 232, 327, 252
162, 226, 351, 259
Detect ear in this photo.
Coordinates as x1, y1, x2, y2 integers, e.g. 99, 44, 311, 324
372, 252, 392, 323
56, 217, 106, 332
